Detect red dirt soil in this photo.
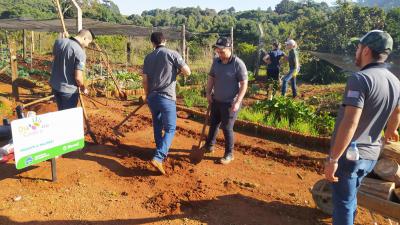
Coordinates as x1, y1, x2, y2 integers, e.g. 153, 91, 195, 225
0, 87, 389, 225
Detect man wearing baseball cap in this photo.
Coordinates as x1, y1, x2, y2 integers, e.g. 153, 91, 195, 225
202, 37, 248, 164
325, 30, 400, 225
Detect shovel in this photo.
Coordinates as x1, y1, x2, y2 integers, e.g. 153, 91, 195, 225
190, 105, 211, 164
113, 96, 145, 137
78, 90, 99, 144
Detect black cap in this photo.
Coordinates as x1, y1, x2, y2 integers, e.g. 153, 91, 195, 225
213, 37, 232, 49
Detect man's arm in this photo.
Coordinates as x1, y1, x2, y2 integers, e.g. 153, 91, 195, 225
231, 80, 248, 112
142, 74, 149, 96
330, 106, 362, 160
325, 106, 362, 182
385, 106, 400, 142
206, 75, 214, 104
75, 70, 85, 92
179, 65, 191, 76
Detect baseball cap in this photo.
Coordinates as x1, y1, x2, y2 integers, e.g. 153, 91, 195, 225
285, 39, 296, 46
352, 30, 393, 53
213, 37, 232, 49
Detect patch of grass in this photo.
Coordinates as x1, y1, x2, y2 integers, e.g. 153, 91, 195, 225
238, 108, 265, 124
290, 120, 318, 136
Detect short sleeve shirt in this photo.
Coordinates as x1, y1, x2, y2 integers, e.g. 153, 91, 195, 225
50, 38, 86, 93
209, 56, 248, 103
143, 46, 186, 101
267, 49, 285, 71
331, 63, 400, 160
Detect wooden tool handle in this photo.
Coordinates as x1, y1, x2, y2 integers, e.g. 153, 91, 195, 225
54, 0, 68, 37
23, 95, 54, 108
197, 105, 211, 148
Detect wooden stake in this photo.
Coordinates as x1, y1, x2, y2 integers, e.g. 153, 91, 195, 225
9, 40, 19, 100
23, 29, 27, 60
30, 31, 34, 69
254, 24, 265, 80
230, 26, 234, 53
181, 24, 186, 62
38, 33, 41, 53
127, 36, 132, 66
31, 31, 35, 53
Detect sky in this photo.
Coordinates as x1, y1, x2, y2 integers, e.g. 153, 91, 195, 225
111, 0, 339, 16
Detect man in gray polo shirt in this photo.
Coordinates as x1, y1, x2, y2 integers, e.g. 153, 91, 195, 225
50, 29, 94, 110
203, 37, 248, 165
324, 30, 400, 225
143, 32, 191, 175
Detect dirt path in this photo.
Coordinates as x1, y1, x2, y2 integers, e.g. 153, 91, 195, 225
0, 94, 387, 225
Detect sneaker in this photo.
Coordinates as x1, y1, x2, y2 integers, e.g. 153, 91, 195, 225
220, 154, 234, 165
201, 144, 214, 154
150, 159, 166, 175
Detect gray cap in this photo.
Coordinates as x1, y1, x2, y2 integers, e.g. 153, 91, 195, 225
354, 30, 393, 53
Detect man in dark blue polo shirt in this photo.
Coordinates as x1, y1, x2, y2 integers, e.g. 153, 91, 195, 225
142, 32, 191, 175
325, 30, 400, 225
263, 42, 285, 100
202, 37, 248, 165
50, 29, 94, 110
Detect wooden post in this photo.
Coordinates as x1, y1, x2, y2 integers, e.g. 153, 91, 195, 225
38, 33, 41, 53
0, 40, 2, 61
230, 26, 234, 53
9, 40, 19, 100
126, 36, 132, 66
51, 158, 57, 182
185, 46, 189, 64
30, 31, 34, 69
71, 0, 82, 32
254, 24, 265, 80
181, 24, 186, 62
23, 29, 27, 60
31, 31, 35, 53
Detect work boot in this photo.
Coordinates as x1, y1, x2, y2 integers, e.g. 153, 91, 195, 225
220, 154, 234, 165
201, 144, 214, 154
150, 159, 166, 175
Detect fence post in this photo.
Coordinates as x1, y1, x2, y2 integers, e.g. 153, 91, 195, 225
230, 26, 234, 53
23, 29, 27, 60
9, 40, 19, 100
126, 36, 132, 67
30, 31, 34, 69
254, 23, 265, 80
181, 24, 186, 61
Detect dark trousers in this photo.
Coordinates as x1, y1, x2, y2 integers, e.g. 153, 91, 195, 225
53, 89, 79, 111
266, 69, 280, 97
205, 100, 239, 156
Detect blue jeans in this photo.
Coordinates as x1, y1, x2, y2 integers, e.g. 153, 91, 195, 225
281, 69, 297, 97
332, 156, 377, 225
205, 100, 239, 156
147, 93, 177, 163
53, 89, 79, 111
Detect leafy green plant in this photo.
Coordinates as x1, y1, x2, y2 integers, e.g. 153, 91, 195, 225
114, 70, 142, 90
178, 89, 207, 108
